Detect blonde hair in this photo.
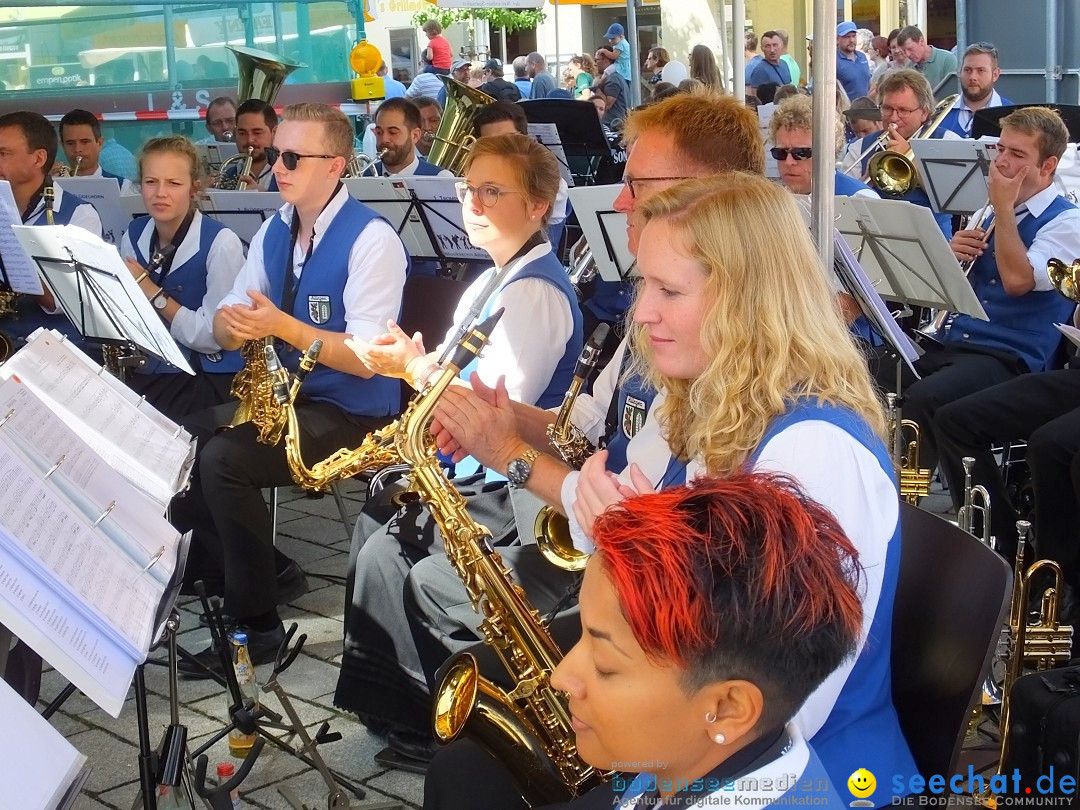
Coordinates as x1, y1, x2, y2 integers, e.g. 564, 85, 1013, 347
280, 103, 354, 160
631, 174, 886, 473
769, 95, 845, 158
138, 135, 199, 184
464, 133, 561, 230
877, 68, 934, 112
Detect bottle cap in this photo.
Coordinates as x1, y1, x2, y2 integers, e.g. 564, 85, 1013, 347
232, 631, 248, 645
216, 761, 236, 778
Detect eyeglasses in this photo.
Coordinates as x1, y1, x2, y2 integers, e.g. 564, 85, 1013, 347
455, 182, 522, 207
770, 146, 813, 161
967, 41, 1000, 60
278, 151, 337, 171
621, 176, 695, 200
880, 105, 923, 118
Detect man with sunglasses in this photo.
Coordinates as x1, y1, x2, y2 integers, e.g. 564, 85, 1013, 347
933, 42, 1012, 139
174, 103, 409, 675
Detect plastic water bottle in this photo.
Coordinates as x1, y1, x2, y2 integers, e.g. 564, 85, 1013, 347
215, 762, 245, 808
227, 631, 258, 757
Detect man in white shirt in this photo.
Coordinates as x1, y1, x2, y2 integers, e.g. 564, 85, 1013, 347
230, 99, 278, 190
197, 96, 238, 144
57, 109, 135, 194
173, 103, 408, 676
369, 98, 453, 178
934, 42, 1012, 139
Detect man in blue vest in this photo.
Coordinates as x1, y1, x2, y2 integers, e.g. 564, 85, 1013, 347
174, 103, 409, 675
57, 109, 133, 193
369, 97, 453, 178
933, 42, 1012, 139
0, 111, 102, 350
892, 106, 1080, 477
230, 98, 279, 191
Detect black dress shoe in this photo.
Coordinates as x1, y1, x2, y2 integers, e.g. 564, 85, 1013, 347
385, 728, 438, 763
275, 560, 309, 605
178, 624, 287, 679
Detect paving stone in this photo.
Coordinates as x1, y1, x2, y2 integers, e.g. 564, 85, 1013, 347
65, 728, 141, 798
287, 579, 348, 619
69, 795, 119, 810
274, 536, 340, 565
277, 514, 354, 543
365, 766, 426, 808
276, 613, 344, 649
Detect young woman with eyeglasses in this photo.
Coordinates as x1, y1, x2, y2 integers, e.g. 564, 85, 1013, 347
119, 134, 247, 420
337, 132, 584, 755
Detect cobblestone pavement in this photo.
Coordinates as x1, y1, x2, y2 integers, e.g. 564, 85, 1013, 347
46, 481, 424, 810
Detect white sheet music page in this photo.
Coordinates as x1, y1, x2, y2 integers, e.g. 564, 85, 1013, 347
0, 330, 194, 506
0, 377, 181, 585
9, 224, 195, 373
0, 179, 44, 295
0, 441, 161, 659
0, 676, 89, 810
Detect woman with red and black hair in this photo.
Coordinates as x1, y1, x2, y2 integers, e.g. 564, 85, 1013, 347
424, 473, 860, 808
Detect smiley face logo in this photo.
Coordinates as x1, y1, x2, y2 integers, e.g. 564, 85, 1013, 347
848, 769, 876, 803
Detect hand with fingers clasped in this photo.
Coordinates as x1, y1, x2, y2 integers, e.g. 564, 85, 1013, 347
345, 319, 426, 379
572, 451, 656, 542
217, 290, 287, 342
433, 373, 523, 470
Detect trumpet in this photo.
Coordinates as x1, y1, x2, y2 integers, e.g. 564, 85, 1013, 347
885, 393, 931, 504
346, 147, 388, 178
918, 205, 995, 344
215, 146, 254, 190
52, 155, 83, 178
956, 456, 993, 547
867, 94, 959, 195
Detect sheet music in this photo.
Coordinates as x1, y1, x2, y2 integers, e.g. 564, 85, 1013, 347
54, 177, 128, 246
10, 224, 194, 373
0, 378, 180, 584
204, 190, 283, 247
0, 441, 161, 659
567, 184, 634, 282
344, 177, 431, 258
1055, 322, 1080, 350
0, 676, 89, 810
527, 122, 575, 187
0, 331, 194, 505
401, 177, 489, 262
0, 180, 44, 295
0, 542, 137, 717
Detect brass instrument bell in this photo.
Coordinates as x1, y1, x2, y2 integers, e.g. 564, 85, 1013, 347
868, 95, 959, 195
427, 77, 494, 175
1048, 257, 1080, 301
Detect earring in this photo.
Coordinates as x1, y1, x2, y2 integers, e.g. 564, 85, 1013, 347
704, 711, 717, 723
713, 732, 726, 745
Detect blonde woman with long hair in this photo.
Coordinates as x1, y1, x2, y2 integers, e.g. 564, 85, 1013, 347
431, 171, 916, 800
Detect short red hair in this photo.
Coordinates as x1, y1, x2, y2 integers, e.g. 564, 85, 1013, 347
593, 473, 864, 727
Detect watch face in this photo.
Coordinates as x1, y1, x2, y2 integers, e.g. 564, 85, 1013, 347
154, 294, 167, 310
507, 458, 529, 487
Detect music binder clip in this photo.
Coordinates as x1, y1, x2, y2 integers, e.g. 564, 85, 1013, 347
93, 499, 116, 526
44, 454, 67, 479
0, 408, 14, 429
143, 545, 165, 571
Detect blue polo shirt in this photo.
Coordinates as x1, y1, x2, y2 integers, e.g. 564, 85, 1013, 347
749, 58, 791, 88
836, 50, 870, 99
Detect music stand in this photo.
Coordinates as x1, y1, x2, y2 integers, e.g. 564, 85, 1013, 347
10, 224, 194, 373
520, 99, 613, 186
567, 184, 633, 282
910, 139, 993, 215
54, 176, 128, 247
203, 190, 283, 248
972, 104, 1080, 141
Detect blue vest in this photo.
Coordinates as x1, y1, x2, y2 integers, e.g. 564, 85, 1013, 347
834, 169, 876, 198
933, 96, 1013, 139
263, 197, 401, 417
128, 214, 244, 375
9, 189, 95, 345
942, 195, 1078, 372
371, 157, 444, 177
101, 168, 125, 188
751, 399, 916, 792
604, 369, 657, 474
459, 250, 583, 409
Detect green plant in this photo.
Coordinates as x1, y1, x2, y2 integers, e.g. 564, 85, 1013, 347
410, 7, 546, 35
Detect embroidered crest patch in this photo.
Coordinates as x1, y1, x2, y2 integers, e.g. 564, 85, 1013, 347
308, 295, 331, 324
622, 395, 646, 439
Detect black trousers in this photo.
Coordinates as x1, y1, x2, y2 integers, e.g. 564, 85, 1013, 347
127, 370, 234, 425
170, 399, 382, 620
875, 345, 1022, 474
935, 369, 1080, 573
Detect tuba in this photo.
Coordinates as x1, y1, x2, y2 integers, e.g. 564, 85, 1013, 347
1048, 256, 1080, 301
427, 77, 494, 175
868, 94, 959, 195
213, 45, 303, 189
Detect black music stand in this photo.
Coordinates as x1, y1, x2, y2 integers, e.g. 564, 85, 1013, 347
520, 99, 615, 186
972, 104, 1080, 141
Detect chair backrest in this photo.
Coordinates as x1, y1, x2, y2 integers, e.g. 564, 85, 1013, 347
892, 502, 1012, 778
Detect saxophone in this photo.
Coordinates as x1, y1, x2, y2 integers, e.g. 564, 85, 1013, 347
227, 337, 289, 445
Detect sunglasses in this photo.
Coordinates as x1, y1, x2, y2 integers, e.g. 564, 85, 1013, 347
770, 146, 813, 161
278, 151, 336, 171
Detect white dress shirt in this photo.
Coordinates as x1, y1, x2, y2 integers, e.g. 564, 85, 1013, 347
24, 184, 102, 237
436, 242, 575, 405
121, 210, 246, 354
86, 164, 136, 196
218, 184, 407, 341
1011, 183, 1080, 292
949, 89, 1007, 137
388, 152, 454, 178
